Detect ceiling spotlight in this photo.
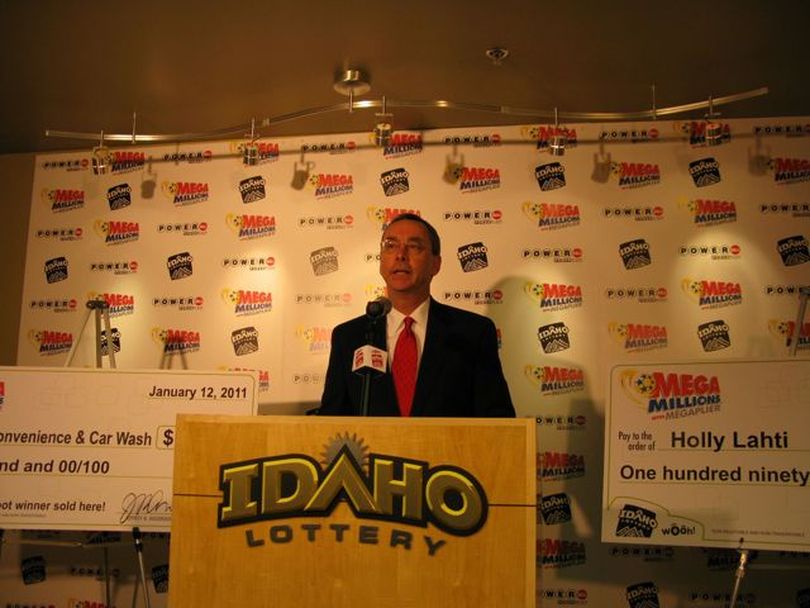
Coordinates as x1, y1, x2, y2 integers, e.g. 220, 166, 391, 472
485, 47, 509, 66
243, 119, 260, 166
549, 108, 567, 156
704, 96, 724, 147
373, 96, 394, 148
92, 131, 111, 175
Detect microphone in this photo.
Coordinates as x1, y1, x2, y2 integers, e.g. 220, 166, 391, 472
352, 345, 388, 376
366, 296, 392, 319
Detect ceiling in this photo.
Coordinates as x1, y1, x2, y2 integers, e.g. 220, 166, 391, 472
1, 0, 808, 156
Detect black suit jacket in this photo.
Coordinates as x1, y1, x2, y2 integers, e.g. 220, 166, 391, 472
320, 298, 515, 417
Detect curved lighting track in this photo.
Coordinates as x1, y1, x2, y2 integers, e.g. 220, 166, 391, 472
45, 86, 769, 145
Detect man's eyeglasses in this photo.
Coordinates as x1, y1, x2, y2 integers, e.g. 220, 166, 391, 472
380, 237, 428, 255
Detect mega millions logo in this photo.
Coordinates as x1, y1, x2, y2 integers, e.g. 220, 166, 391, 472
443, 209, 502, 225
689, 157, 722, 187
110, 150, 146, 174
525, 282, 583, 312
609, 322, 668, 353
522, 124, 578, 151
162, 181, 209, 206
42, 188, 84, 213
537, 538, 587, 569
770, 157, 810, 185
619, 368, 722, 420
776, 234, 810, 266
619, 239, 652, 269
616, 504, 658, 537
308, 173, 354, 199
522, 201, 580, 230
681, 277, 742, 309
222, 288, 273, 316
28, 329, 73, 355
380, 168, 410, 196
239, 175, 267, 204
609, 161, 661, 189
217, 439, 489, 550
676, 120, 732, 146
457, 242, 489, 272
226, 213, 277, 240
309, 247, 339, 276
44, 256, 69, 283
152, 327, 201, 354
627, 582, 661, 608
458, 167, 500, 193
768, 319, 810, 350
697, 320, 732, 352
539, 493, 572, 525
230, 140, 280, 164
679, 197, 736, 226
93, 219, 139, 245
537, 322, 571, 354
231, 326, 259, 356
524, 364, 585, 396
537, 451, 585, 482
535, 162, 566, 191
106, 183, 132, 210
167, 251, 193, 280
87, 291, 135, 317
382, 132, 423, 158
367, 206, 421, 229
296, 326, 331, 353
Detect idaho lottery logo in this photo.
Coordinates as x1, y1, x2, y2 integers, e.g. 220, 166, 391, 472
239, 176, 267, 204
106, 183, 132, 210
162, 181, 210, 206
524, 365, 585, 396
688, 157, 722, 187
28, 329, 73, 356
525, 282, 583, 311
522, 201, 580, 230
534, 163, 566, 191
458, 167, 500, 193
42, 188, 84, 213
44, 256, 69, 283
619, 239, 652, 269
226, 213, 277, 240
697, 320, 731, 352
151, 327, 201, 354
608, 322, 668, 352
627, 581, 661, 608
93, 219, 139, 245
616, 504, 658, 537
295, 326, 330, 353
231, 326, 259, 356
539, 493, 572, 525
537, 322, 571, 353
221, 288, 273, 317
308, 172, 354, 199
678, 197, 736, 226
776, 235, 810, 266
618, 368, 722, 420
610, 161, 661, 189
680, 277, 742, 309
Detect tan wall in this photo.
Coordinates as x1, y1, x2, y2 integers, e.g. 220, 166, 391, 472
0, 153, 34, 364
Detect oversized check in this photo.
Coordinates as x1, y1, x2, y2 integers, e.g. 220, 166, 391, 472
602, 360, 810, 551
0, 367, 257, 531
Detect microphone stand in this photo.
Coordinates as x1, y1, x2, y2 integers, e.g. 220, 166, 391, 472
360, 317, 380, 417
131, 527, 152, 608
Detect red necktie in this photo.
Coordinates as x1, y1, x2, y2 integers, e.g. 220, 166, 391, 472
392, 316, 417, 417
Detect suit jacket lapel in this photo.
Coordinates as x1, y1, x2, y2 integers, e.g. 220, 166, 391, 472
410, 299, 447, 416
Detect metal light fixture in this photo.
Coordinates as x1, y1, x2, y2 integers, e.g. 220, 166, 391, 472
92, 131, 111, 175
704, 96, 724, 147
549, 108, 567, 156
243, 118, 260, 166
373, 96, 394, 147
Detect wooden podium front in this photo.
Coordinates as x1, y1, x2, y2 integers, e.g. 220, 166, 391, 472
169, 414, 536, 607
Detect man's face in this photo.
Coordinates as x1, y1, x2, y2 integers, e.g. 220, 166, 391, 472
379, 219, 442, 299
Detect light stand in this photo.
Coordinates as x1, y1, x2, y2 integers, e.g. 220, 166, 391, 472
64, 298, 117, 368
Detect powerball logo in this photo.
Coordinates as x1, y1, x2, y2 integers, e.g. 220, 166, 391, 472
619, 369, 721, 421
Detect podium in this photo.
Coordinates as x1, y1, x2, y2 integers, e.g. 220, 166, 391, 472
169, 414, 536, 607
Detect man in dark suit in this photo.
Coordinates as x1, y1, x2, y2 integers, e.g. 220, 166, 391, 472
320, 213, 514, 417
